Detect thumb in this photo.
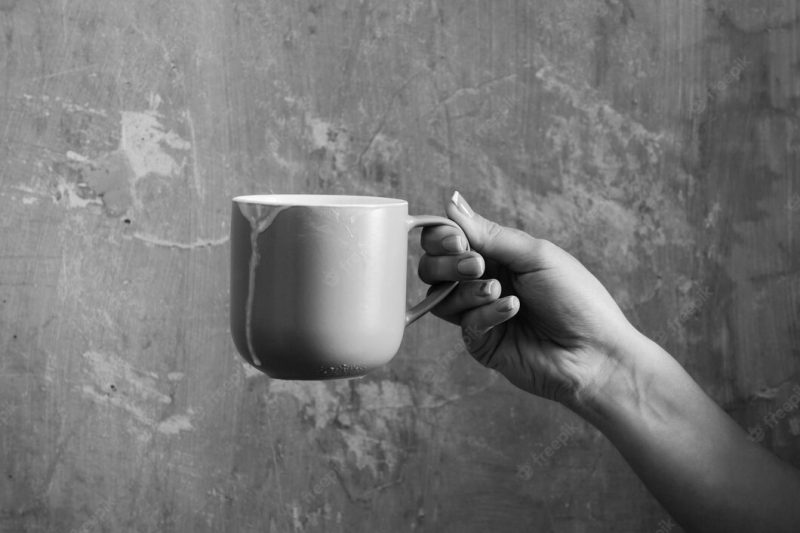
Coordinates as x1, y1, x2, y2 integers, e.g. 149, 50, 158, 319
445, 191, 552, 274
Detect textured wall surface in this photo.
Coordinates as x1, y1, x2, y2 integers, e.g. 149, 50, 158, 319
1, 1, 799, 532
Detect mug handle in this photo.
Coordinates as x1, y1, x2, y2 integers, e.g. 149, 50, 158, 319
404, 215, 470, 326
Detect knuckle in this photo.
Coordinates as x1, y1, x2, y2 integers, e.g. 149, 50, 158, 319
536, 237, 554, 249
534, 238, 558, 260
483, 220, 504, 246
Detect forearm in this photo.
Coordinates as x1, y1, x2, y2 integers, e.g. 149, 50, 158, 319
570, 331, 800, 533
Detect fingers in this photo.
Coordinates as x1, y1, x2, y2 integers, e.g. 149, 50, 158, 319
420, 224, 468, 255
418, 251, 485, 284
430, 279, 501, 323
459, 296, 520, 369
460, 295, 519, 336
446, 191, 555, 274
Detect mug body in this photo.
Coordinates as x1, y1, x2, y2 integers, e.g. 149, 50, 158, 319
230, 195, 409, 379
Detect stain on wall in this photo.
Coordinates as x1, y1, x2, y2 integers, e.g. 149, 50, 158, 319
0, 1, 798, 532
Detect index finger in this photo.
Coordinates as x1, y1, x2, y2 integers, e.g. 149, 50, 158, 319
420, 224, 469, 255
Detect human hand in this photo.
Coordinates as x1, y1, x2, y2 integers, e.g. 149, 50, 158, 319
418, 191, 640, 405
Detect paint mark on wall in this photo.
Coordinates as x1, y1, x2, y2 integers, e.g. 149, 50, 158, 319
704, 201, 722, 229
354, 380, 413, 411
83, 151, 135, 215
339, 421, 400, 477
120, 111, 190, 182
81, 351, 170, 405
359, 133, 401, 185
157, 414, 194, 435
267, 379, 438, 479
78, 351, 178, 437
20, 93, 108, 118
306, 116, 354, 186
308, 117, 335, 150
267, 380, 349, 429
65, 108, 192, 216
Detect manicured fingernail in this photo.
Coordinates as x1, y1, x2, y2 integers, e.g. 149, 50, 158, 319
441, 234, 466, 252
451, 190, 474, 218
457, 256, 482, 276
478, 280, 496, 296
498, 297, 518, 312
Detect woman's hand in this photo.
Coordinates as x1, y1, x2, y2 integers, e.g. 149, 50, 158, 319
420, 191, 800, 533
418, 191, 639, 405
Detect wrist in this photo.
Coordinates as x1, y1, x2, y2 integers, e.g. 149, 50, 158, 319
563, 327, 669, 428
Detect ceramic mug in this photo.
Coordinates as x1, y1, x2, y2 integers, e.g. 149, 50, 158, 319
230, 194, 467, 380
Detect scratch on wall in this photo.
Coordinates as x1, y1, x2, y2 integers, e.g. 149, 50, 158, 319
130, 231, 230, 249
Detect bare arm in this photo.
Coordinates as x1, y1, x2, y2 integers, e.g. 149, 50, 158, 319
571, 331, 800, 533
419, 191, 800, 532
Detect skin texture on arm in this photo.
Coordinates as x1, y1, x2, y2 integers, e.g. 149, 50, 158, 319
573, 332, 800, 533
419, 191, 800, 533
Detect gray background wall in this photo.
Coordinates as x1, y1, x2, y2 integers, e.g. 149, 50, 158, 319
1, 1, 799, 532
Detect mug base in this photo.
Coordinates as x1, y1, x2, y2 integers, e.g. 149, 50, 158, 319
260, 363, 377, 380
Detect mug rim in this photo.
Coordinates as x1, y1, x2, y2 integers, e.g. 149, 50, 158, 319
233, 194, 407, 208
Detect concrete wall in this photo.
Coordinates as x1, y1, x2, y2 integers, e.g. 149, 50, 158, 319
1, 1, 798, 532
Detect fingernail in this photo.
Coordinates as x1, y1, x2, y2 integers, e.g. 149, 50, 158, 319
478, 280, 496, 296
498, 297, 517, 312
451, 191, 474, 218
457, 256, 482, 277
441, 234, 466, 253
